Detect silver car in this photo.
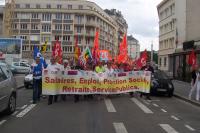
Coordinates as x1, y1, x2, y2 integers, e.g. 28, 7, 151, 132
10, 62, 31, 74
0, 62, 17, 114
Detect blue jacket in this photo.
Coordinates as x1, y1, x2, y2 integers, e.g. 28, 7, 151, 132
33, 63, 43, 79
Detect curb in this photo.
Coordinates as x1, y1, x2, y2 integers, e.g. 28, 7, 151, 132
17, 85, 24, 90
174, 93, 200, 107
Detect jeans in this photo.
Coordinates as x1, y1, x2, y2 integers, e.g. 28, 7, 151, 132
33, 78, 42, 102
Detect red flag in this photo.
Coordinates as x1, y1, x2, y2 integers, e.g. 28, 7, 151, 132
92, 28, 99, 63
118, 34, 128, 63
52, 39, 63, 64
188, 49, 196, 66
74, 35, 80, 61
136, 49, 148, 69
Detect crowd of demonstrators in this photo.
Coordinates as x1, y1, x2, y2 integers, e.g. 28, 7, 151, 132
32, 56, 154, 105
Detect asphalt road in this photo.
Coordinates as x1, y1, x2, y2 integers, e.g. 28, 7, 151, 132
0, 83, 200, 133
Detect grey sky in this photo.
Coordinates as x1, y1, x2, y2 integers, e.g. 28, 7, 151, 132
92, 0, 162, 51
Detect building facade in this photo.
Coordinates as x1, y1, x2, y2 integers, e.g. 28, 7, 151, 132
4, 0, 118, 59
157, 0, 176, 72
104, 9, 128, 55
127, 35, 140, 59
157, 0, 200, 81
0, 5, 4, 37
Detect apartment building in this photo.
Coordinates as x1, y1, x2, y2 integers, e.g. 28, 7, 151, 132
127, 35, 140, 59
5, 0, 118, 59
158, 0, 200, 81
157, 0, 175, 71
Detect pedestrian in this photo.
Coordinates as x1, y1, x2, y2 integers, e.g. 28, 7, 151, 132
61, 59, 71, 101
140, 61, 154, 100
32, 56, 43, 104
189, 65, 200, 100
47, 56, 64, 105
73, 62, 84, 103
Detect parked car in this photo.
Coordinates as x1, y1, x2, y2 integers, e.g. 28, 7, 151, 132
24, 71, 33, 89
151, 70, 174, 97
0, 62, 17, 114
10, 62, 31, 74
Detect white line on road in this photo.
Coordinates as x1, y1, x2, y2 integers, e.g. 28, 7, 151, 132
0, 120, 7, 126
12, 111, 19, 116
104, 99, 116, 112
159, 124, 179, 133
141, 99, 150, 105
16, 104, 36, 118
152, 103, 159, 107
21, 105, 28, 109
185, 124, 195, 131
113, 123, 128, 133
131, 98, 153, 114
171, 115, 180, 121
161, 109, 167, 113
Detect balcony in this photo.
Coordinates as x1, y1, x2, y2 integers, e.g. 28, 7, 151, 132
22, 40, 29, 44
52, 19, 62, 23
20, 19, 30, 23
20, 30, 29, 34
12, 29, 19, 34
63, 30, 73, 34
31, 19, 41, 23
52, 30, 62, 34
12, 19, 19, 23
30, 30, 40, 34
63, 20, 73, 23
30, 40, 40, 44
62, 41, 72, 45
85, 21, 96, 27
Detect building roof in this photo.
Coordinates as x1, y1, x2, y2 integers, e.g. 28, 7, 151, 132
127, 35, 138, 42
157, 0, 169, 9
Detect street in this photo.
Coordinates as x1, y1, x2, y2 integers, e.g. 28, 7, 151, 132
0, 76, 200, 133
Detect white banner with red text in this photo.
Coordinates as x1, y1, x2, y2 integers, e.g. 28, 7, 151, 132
42, 70, 151, 95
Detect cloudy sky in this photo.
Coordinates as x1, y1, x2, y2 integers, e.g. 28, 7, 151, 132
0, 0, 162, 51
93, 0, 162, 51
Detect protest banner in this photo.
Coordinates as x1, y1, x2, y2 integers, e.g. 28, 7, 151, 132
42, 70, 151, 95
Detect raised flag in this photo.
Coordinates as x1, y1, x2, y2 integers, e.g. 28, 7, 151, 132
74, 35, 80, 61
188, 49, 196, 66
92, 29, 99, 64
41, 41, 47, 53
52, 40, 63, 64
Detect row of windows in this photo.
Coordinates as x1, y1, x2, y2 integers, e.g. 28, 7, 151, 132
159, 57, 167, 67
160, 37, 175, 50
22, 45, 95, 53
15, 13, 72, 20
159, 20, 175, 35
16, 4, 83, 10
159, 3, 175, 21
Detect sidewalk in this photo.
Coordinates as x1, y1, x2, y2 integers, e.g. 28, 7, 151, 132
172, 80, 200, 106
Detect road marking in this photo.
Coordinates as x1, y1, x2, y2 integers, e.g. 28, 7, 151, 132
185, 125, 195, 131
147, 99, 160, 102
131, 98, 153, 114
159, 124, 179, 133
171, 115, 180, 121
113, 123, 128, 133
152, 103, 159, 107
12, 111, 19, 116
0, 120, 7, 126
104, 99, 116, 112
141, 99, 150, 105
21, 105, 28, 109
161, 109, 167, 113
16, 104, 36, 118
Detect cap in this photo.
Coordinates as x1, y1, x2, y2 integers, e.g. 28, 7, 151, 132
63, 60, 69, 63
